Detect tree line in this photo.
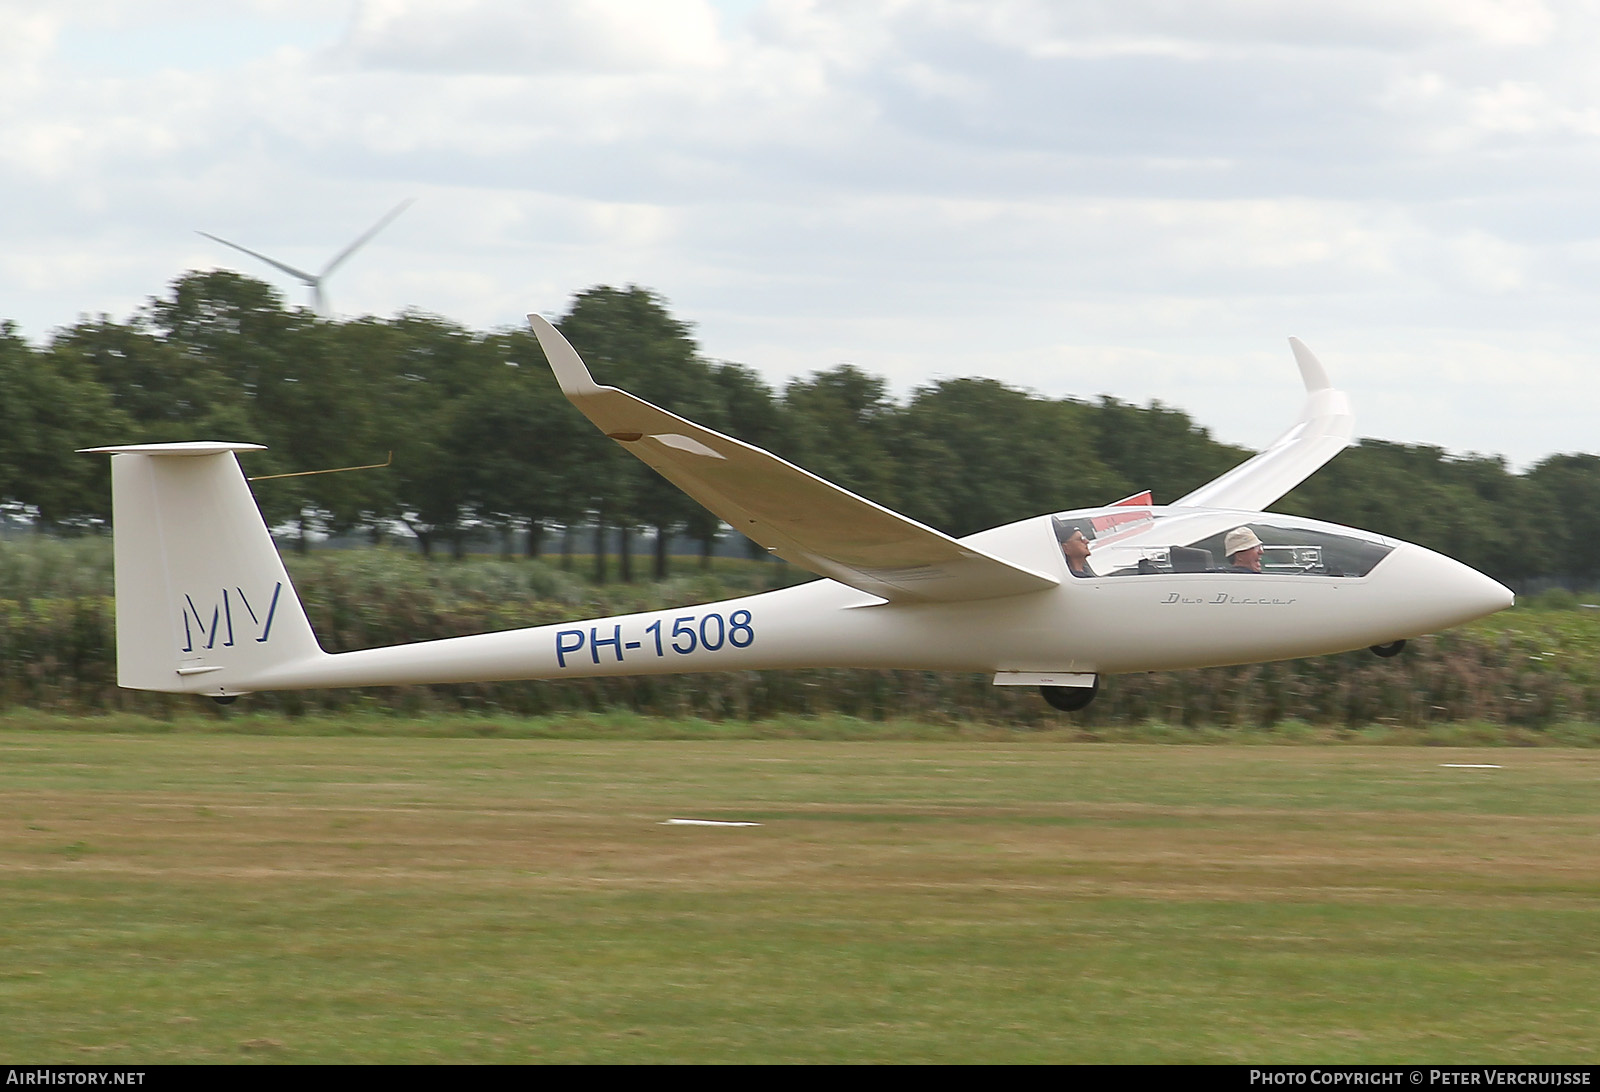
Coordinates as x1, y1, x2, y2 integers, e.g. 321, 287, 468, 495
2, 270, 1595, 590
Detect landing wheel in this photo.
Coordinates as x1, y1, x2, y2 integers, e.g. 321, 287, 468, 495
1369, 640, 1407, 659
212, 694, 239, 706
1041, 678, 1098, 712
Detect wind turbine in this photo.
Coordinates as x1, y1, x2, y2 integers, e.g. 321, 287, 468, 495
197, 198, 415, 315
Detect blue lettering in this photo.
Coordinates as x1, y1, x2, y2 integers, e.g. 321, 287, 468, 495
591, 624, 624, 663
235, 583, 283, 643
256, 583, 282, 643
555, 629, 585, 668
729, 609, 754, 648
183, 594, 207, 649
700, 612, 725, 651
178, 582, 285, 653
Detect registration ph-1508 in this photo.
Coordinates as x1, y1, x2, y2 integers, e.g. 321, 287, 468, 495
556, 609, 755, 668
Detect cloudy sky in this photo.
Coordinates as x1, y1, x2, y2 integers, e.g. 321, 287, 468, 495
4, 0, 1599, 470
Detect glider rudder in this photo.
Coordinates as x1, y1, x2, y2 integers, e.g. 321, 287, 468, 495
81, 442, 324, 696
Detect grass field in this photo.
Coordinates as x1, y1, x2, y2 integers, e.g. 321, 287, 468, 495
2, 726, 1597, 1063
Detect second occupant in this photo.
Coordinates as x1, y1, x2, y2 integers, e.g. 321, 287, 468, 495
1224, 526, 1264, 573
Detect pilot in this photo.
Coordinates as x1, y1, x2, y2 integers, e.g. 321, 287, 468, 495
1061, 528, 1094, 577
1224, 527, 1264, 573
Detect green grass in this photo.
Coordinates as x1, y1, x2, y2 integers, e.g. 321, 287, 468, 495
9, 708, 1600, 746
1, 728, 1597, 1062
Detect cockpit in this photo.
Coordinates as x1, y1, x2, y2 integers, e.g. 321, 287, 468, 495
1051, 507, 1398, 579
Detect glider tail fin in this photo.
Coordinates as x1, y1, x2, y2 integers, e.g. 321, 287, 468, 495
82, 443, 323, 697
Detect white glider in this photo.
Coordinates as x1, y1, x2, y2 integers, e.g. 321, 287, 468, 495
84, 323, 1511, 710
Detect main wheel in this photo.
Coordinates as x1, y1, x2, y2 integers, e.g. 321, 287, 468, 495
1369, 640, 1407, 659
1041, 678, 1098, 711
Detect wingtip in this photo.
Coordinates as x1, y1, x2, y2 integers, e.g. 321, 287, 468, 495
527, 313, 602, 396
1288, 337, 1334, 393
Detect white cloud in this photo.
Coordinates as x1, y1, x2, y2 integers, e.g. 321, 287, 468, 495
5, 0, 1600, 466
0, 6, 58, 90
337, 0, 728, 73
930, 0, 1557, 54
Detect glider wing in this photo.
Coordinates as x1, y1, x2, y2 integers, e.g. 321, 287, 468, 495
529, 315, 1058, 603
1172, 338, 1354, 512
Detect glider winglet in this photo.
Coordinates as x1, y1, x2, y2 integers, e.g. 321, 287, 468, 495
1171, 338, 1353, 512
529, 314, 1058, 603
1289, 336, 1332, 392
529, 314, 602, 396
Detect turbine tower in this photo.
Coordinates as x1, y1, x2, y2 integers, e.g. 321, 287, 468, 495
197, 198, 415, 315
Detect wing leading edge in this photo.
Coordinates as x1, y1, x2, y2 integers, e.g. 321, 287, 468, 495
528, 315, 1058, 603
1172, 338, 1354, 512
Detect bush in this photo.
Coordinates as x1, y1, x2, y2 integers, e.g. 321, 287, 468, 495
2, 537, 1598, 730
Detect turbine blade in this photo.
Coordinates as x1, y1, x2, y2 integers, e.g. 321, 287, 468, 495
319, 198, 415, 278
195, 231, 318, 285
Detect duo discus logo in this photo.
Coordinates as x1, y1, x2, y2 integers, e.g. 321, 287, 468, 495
181, 583, 283, 652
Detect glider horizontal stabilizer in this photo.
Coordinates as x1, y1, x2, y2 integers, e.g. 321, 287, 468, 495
1172, 338, 1353, 512
529, 315, 1058, 603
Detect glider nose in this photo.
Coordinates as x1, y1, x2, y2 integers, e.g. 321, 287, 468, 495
1441, 554, 1515, 620
1377, 543, 1514, 632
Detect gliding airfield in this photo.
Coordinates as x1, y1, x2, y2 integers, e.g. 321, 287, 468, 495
4, 311, 1595, 1064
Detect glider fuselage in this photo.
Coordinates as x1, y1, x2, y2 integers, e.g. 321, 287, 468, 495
85, 321, 1513, 705
228, 505, 1509, 695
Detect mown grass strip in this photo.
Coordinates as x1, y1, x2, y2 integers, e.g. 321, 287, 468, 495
1, 732, 1596, 1062
6, 709, 1600, 745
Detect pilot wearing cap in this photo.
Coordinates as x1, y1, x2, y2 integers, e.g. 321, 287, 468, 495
1224, 526, 1264, 573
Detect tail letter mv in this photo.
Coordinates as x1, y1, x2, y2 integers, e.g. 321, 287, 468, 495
181, 583, 283, 652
